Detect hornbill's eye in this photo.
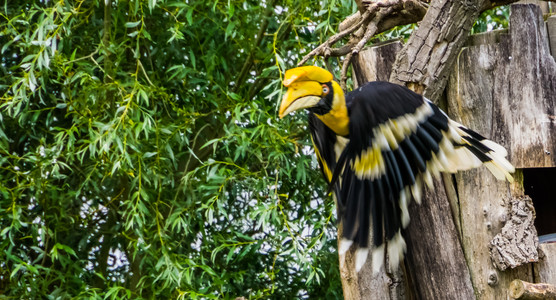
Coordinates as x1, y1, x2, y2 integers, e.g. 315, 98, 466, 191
322, 84, 330, 95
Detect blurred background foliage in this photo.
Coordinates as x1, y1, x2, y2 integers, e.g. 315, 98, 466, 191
472, 6, 510, 34
0, 0, 510, 298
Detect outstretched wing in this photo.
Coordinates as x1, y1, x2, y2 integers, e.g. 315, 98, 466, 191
332, 81, 513, 272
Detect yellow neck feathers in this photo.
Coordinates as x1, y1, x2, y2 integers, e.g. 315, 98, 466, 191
315, 81, 349, 136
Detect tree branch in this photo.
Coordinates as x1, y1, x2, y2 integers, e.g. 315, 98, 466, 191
298, 11, 372, 66
389, 0, 483, 99
299, 0, 555, 85
299, 0, 427, 69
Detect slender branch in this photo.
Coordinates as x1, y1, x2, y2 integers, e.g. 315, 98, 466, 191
298, 10, 372, 66
327, 44, 353, 56
103, 0, 115, 112
353, 8, 390, 54
137, 59, 154, 86
340, 52, 354, 89
63, 49, 98, 64
233, 0, 275, 92
339, 4, 391, 87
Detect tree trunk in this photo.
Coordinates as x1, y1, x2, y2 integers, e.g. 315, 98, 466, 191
341, 3, 556, 299
389, 0, 484, 100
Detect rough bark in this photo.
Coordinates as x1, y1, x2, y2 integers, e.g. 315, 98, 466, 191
549, 16, 556, 57
352, 40, 403, 85
493, 4, 556, 168
389, 0, 484, 100
489, 196, 539, 271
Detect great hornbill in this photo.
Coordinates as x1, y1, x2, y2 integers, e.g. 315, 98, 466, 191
279, 66, 514, 272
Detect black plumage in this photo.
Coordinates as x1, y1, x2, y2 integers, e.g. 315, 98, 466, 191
280, 66, 514, 272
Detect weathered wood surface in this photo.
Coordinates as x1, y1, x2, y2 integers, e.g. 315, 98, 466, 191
446, 4, 555, 299
516, 0, 550, 13
449, 169, 529, 299
403, 178, 475, 299
548, 16, 556, 57
352, 41, 403, 84
499, 4, 556, 168
509, 279, 556, 300
447, 4, 556, 169
535, 243, 556, 285
495, 4, 556, 168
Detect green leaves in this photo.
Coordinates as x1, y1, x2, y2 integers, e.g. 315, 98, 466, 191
472, 6, 510, 34
0, 0, 350, 299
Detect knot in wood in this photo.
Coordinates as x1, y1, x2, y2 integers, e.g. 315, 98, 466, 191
487, 271, 498, 286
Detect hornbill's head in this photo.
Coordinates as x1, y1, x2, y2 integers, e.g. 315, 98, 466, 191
279, 66, 349, 136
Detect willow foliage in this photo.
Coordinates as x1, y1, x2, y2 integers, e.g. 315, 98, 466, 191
0, 0, 359, 298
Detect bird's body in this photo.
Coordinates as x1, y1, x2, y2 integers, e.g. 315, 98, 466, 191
279, 66, 514, 272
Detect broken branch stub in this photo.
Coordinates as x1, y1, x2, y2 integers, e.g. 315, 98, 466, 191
509, 279, 556, 300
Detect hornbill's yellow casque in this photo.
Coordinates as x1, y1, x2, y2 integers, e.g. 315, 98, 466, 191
279, 66, 514, 272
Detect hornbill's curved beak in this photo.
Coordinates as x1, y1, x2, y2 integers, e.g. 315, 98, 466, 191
279, 81, 322, 118
278, 66, 334, 118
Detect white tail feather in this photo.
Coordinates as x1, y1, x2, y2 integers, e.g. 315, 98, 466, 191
423, 171, 433, 188
444, 147, 483, 172
482, 139, 508, 157
371, 245, 385, 274
399, 189, 410, 227
387, 232, 407, 272
484, 161, 508, 181
411, 177, 422, 204
444, 121, 513, 182
355, 248, 369, 272
339, 238, 353, 256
